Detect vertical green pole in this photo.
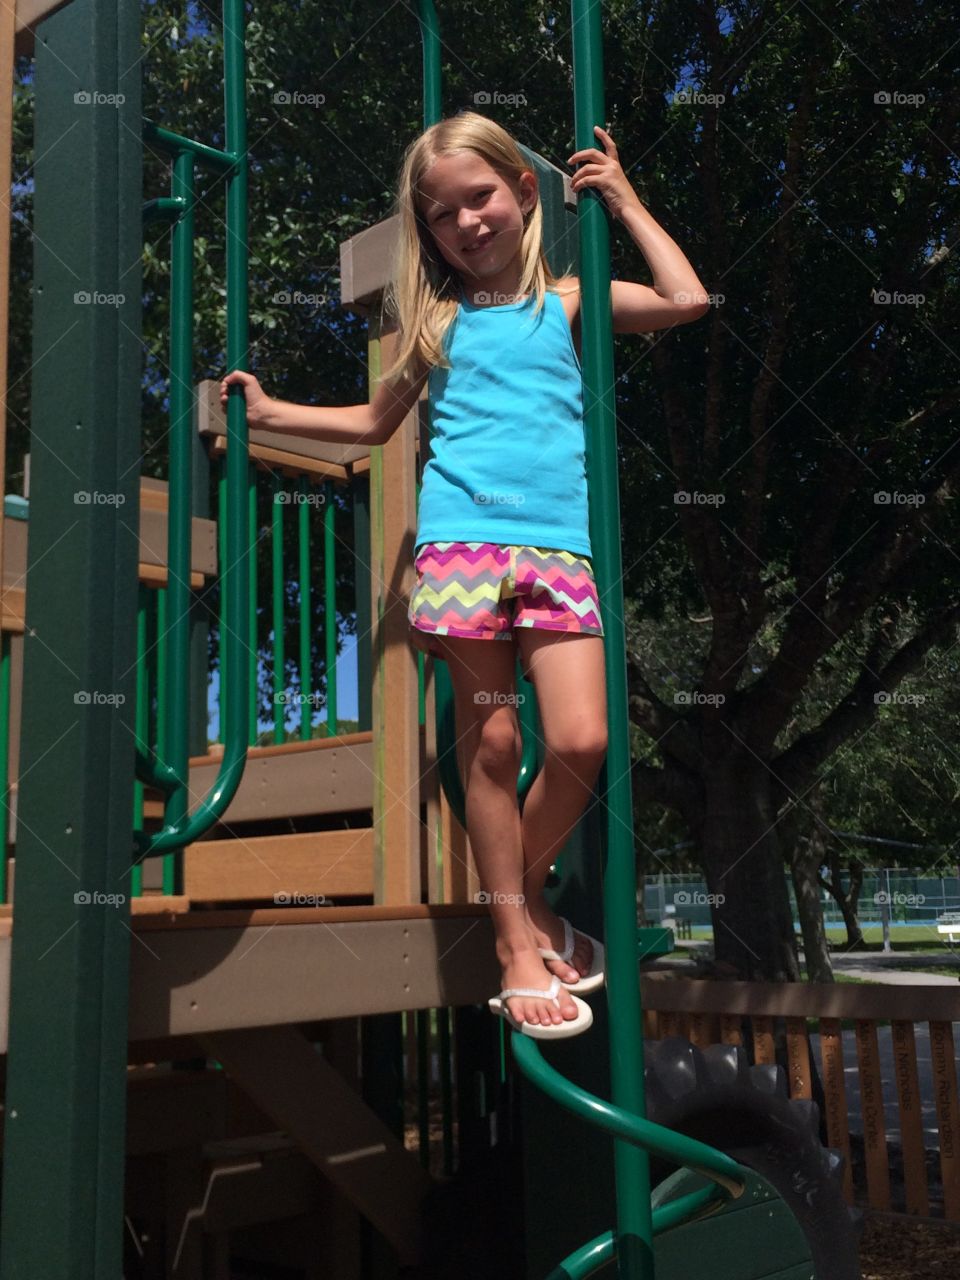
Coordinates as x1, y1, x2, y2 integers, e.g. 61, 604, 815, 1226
323, 478, 337, 735
298, 473, 311, 740
223, 0, 251, 765
161, 143, 196, 896
571, 1, 652, 1274
271, 470, 285, 743
218, 455, 228, 741
249, 460, 258, 744
352, 475, 373, 732
131, 586, 148, 899
156, 586, 175, 895
0, 0, 142, 1272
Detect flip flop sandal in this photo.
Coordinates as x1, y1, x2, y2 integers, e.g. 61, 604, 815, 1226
488, 973, 593, 1039
537, 916, 606, 994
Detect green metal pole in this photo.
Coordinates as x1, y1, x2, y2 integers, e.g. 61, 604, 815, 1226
135, 0, 250, 856
323, 478, 337, 734
131, 586, 149, 899
218, 455, 228, 739
249, 459, 258, 744
160, 144, 196, 894
0, 0, 142, 1271
570, 2, 653, 1275
418, 0, 441, 127
298, 473, 311, 740
272, 471, 286, 742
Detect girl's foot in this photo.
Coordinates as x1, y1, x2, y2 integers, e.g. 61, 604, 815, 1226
525, 901, 595, 986
495, 939, 583, 1028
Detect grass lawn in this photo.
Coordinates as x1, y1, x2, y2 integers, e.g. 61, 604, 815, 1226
687, 922, 958, 958
823, 924, 958, 951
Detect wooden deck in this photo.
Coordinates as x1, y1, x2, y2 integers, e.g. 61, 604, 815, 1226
0, 902, 498, 1051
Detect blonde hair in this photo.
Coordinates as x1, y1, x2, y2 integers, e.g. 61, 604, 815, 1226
378, 111, 561, 388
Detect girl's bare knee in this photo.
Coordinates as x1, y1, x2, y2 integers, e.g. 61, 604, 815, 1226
474, 714, 522, 777
546, 726, 608, 771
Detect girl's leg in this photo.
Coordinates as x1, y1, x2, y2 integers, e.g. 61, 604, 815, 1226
514, 630, 608, 983
436, 634, 583, 1027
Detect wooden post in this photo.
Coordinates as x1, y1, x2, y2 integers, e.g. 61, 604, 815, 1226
368, 322, 420, 905
930, 1019, 960, 1220
854, 1018, 891, 1211
752, 1015, 776, 1065
785, 1016, 812, 1100
891, 1019, 930, 1216
818, 1017, 854, 1204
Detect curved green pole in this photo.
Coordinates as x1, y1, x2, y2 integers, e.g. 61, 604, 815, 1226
133, 0, 249, 857
570, 1, 653, 1273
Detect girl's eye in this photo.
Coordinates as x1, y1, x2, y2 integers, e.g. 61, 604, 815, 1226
434, 191, 492, 223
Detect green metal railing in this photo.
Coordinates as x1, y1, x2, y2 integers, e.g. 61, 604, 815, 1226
417, 1, 751, 1275
132, 0, 250, 864
134, 1, 353, 878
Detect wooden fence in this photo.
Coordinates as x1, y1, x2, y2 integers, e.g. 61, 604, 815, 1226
640, 974, 960, 1221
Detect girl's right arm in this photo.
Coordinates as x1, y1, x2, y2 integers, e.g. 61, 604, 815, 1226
219, 366, 428, 448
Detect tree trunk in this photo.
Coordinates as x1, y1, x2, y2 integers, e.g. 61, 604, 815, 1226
819, 852, 866, 950
697, 752, 800, 981
790, 841, 834, 983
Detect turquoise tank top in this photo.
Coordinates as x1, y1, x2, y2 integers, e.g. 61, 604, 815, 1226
415, 287, 591, 557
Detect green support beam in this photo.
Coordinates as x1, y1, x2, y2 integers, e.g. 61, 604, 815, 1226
0, 0, 143, 1275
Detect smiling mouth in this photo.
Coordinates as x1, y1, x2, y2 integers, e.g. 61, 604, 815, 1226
463, 233, 495, 253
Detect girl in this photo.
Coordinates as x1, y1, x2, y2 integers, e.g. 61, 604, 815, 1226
221, 111, 708, 1040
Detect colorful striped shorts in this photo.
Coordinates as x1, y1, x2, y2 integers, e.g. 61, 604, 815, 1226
408, 541, 604, 661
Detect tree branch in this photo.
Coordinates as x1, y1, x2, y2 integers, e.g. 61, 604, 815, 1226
776, 599, 960, 792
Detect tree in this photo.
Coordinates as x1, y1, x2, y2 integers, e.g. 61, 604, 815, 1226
616, 3, 960, 979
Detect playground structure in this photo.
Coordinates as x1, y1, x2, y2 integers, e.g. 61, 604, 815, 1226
0, 1, 866, 1277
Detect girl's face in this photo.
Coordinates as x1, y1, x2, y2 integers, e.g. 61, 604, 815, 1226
416, 150, 536, 281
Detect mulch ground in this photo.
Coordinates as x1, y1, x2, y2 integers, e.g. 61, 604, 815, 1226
858, 1214, 960, 1279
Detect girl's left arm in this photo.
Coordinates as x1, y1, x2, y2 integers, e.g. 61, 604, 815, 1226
568, 125, 710, 332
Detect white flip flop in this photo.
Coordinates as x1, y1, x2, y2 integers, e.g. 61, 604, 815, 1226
488, 973, 593, 1039
537, 916, 606, 994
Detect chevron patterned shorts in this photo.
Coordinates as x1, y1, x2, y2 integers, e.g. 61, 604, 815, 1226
408, 541, 604, 661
